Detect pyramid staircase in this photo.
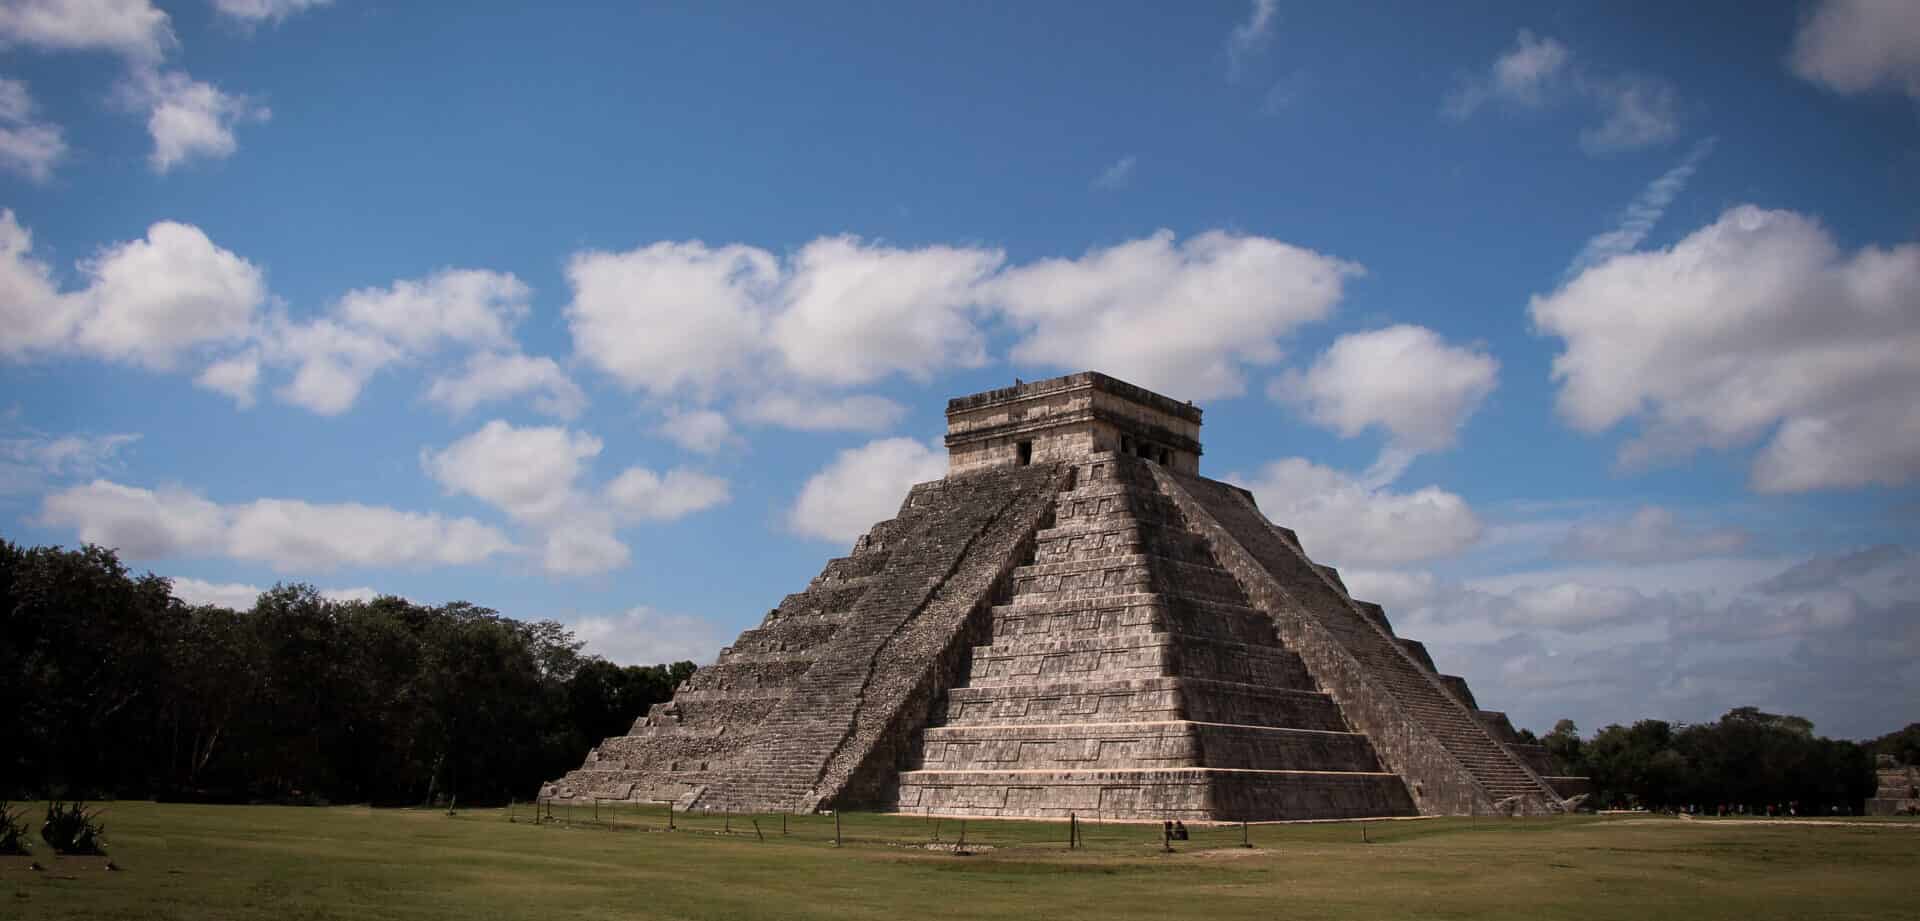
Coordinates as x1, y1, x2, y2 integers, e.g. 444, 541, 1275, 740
891, 453, 1417, 820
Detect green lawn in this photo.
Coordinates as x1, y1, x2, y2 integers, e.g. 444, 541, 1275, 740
4, 802, 1915, 920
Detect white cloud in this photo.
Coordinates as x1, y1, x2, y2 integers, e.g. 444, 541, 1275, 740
0, 0, 175, 62
1504, 581, 1678, 631
335, 268, 528, 352
423, 420, 602, 524
1272, 324, 1497, 461
1579, 76, 1681, 154
424, 350, 585, 419
605, 466, 731, 522
0, 210, 61, 353
1225, 0, 1278, 79
269, 317, 401, 415
1533, 205, 1920, 492
170, 576, 377, 609
993, 229, 1361, 400
422, 420, 728, 576
212, 0, 331, 26
1355, 546, 1920, 739
38, 478, 512, 569
566, 229, 1360, 405
0, 213, 267, 370
254, 267, 535, 415
788, 437, 945, 544
1568, 138, 1715, 275
74, 220, 267, 367
565, 240, 776, 399
570, 605, 724, 666
0, 216, 540, 419
167, 576, 265, 609
566, 235, 1004, 397
226, 498, 512, 570
1443, 29, 1570, 118
196, 350, 261, 407
1554, 506, 1750, 564
1340, 568, 1438, 613
540, 515, 630, 576
771, 236, 1001, 386
124, 68, 269, 173
739, 392, 907, 432
1234, 457, 1482, 567
1790, 0, 1920, 98
0, 77, 65, 181
1092, 154, 1136, 190
657, 408, 736, 454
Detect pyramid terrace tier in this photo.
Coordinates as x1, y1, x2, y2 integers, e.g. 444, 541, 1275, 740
1009, 554, 1254, 606
916, 721, 1387, 774
963, 631, 1315, 689
937, 676, 1352, 732
989, 593, 1286, 646
893, 767, 1415, 821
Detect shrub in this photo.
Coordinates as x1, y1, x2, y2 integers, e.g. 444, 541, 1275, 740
40, 801, 107, 855
0, 802, 30, 855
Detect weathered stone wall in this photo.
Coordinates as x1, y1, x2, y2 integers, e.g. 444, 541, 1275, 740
1152, 467, 1561, 815
686, 463, 1066, 813
945, 372, 1202, 475
543, 482, 930, 804
815, 464, 1067, 809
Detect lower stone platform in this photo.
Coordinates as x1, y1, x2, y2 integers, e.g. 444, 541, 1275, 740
894, 766, 1416, 820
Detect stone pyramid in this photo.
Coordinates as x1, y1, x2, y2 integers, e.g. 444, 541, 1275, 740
544, 372, 1589, 819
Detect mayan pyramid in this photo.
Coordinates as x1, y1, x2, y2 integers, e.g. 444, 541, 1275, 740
544, 372, 1589, 819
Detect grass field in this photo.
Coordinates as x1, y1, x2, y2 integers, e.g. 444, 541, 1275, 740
3, 802, 1916, 920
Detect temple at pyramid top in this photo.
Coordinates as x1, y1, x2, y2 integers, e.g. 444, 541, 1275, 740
946, 371, 1203, 475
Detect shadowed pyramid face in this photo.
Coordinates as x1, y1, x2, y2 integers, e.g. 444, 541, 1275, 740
944, 372, 1203, 476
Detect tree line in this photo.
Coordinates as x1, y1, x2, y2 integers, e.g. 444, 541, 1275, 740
2, 540, 694, 805
4, 538, 1911, 813
1530, 708, 1906, 813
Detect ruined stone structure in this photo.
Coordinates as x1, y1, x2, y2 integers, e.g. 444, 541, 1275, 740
545, 372, 1589, 819
1867, 755, 1920, 816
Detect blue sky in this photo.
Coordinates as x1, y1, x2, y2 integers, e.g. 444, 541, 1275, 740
3, 0, 1917, 739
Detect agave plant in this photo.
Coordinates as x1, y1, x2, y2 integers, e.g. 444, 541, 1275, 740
40, 801, 107, 855
0, 802, 31, 855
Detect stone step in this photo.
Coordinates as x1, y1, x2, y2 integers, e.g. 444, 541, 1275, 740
963, 631, 1313, 690
1162, 471, 1562, 810
918, 720, 1384, 773
938, 676, 1348, 732
892, 766, 1415, 821
1010, 554, 1249, 605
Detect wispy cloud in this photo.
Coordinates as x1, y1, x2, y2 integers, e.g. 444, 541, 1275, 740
1443, 29, 1570, 119
1445, 29, 1682, 155
1092, 154, 1136, 190
1566, 137, 1716, 275
1262, 71, 1309, 114
1225, 0, 1278, 80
